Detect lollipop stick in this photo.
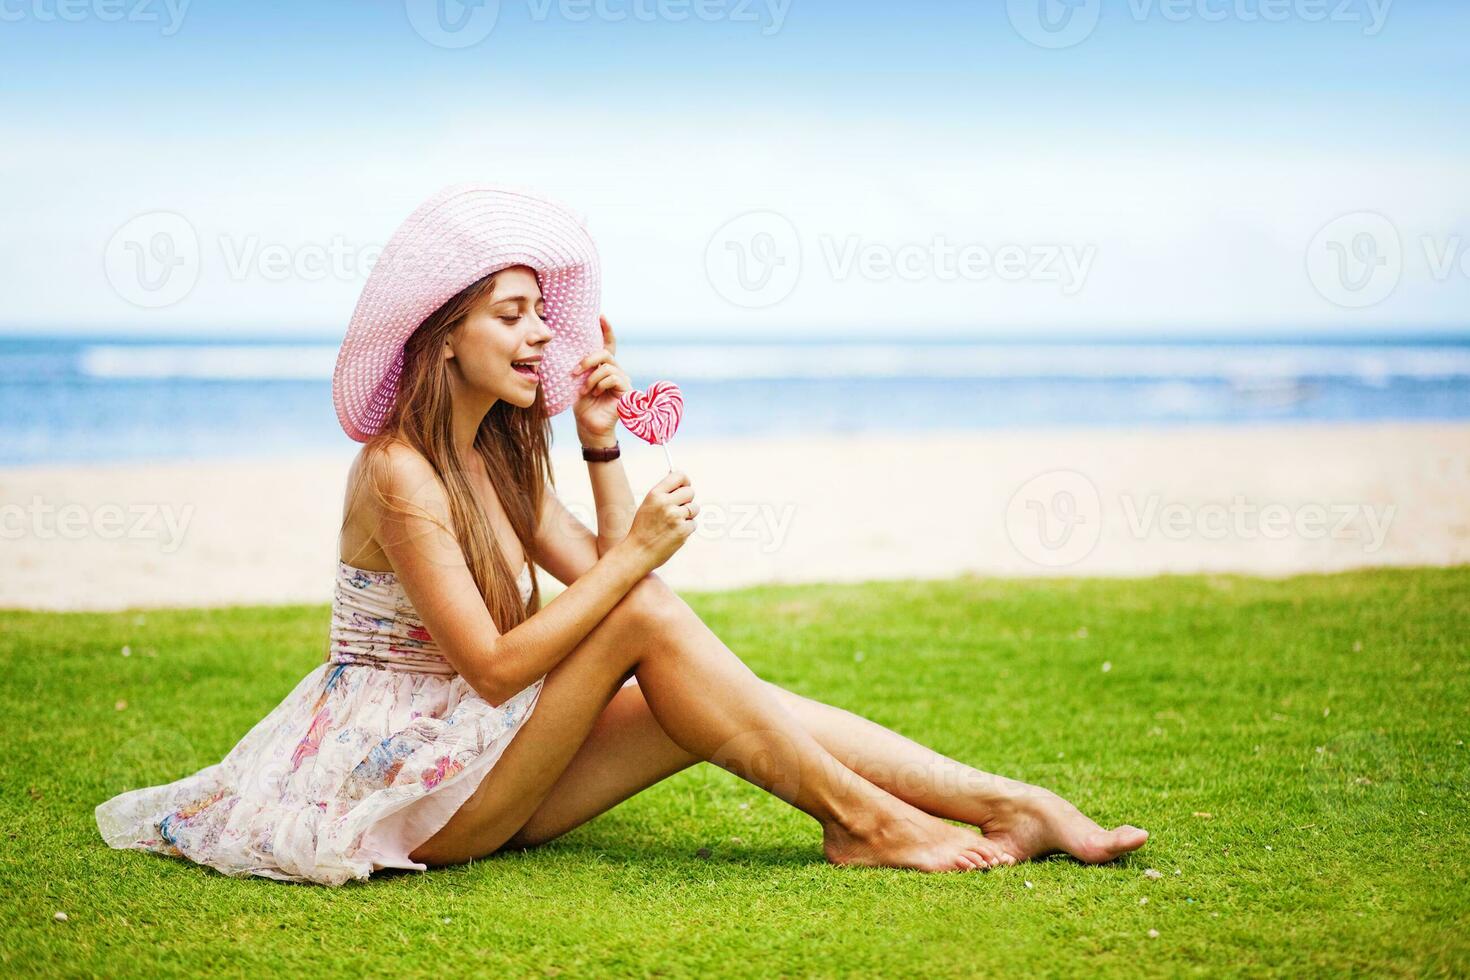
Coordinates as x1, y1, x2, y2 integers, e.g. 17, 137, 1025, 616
660, 442, 675, 473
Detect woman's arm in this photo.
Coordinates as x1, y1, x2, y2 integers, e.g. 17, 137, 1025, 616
578, 428, 635, 557
371, 443, 665, 707
530, 489, 601, 586
569, 316, 638, 556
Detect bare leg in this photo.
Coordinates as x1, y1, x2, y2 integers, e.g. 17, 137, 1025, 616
409, 576, 1004, 872
507, 678, 1146, 865
502, 680, 700, 849
763, 684, 1148, 864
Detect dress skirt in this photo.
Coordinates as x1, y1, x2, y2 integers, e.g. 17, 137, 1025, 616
95, 659, 545, 886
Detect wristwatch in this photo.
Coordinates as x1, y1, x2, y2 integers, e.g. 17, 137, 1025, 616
582, 442, 621, 463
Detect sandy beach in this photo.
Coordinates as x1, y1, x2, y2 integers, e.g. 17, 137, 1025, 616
2, 422, 1466, 611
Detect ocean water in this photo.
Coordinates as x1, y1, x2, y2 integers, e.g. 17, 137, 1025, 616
3, 335, 1469, 465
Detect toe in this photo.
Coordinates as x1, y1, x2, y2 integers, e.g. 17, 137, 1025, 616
971, 838, 1005, 866
1079, 825, 1149, 863
966, 846, 996, 869
1114, 825, 1149, 850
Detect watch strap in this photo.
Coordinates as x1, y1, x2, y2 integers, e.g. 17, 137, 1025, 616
582, 442, 621, 463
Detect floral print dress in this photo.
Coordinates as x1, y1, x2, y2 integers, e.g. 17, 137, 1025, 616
94, 560, 543, 886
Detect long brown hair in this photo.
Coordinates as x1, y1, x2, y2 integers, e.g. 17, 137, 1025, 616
346, 269, 554, 631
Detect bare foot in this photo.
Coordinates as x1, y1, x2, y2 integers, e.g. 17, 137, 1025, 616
824, 797, 1010, 873
977, 780, 1148, 865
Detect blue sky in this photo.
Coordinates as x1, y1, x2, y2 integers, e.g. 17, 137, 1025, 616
2, 0, 1467, 338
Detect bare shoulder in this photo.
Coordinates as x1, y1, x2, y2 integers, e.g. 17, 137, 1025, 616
347, 440, 443, 506
341, 440, 451, 566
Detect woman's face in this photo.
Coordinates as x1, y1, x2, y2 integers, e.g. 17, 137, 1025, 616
444, 266, 553, 409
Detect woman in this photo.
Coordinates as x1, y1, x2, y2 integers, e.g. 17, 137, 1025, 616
96, 185, 1147, 885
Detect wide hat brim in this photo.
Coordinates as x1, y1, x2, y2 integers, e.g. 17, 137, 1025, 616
333, 183, 602, 442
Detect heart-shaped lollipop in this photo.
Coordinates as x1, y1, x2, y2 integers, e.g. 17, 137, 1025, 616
617, 380, 683, 469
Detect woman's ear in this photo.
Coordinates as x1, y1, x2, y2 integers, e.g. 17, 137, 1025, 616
442, 337, 455, 361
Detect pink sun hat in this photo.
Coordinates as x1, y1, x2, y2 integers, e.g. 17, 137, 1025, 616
333, 183, 602, 442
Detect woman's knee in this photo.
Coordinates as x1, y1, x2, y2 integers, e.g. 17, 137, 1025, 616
610, 573, 689, 641
562, 574, 687, 682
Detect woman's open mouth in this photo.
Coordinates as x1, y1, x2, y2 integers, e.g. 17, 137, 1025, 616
511, 359, 540, 382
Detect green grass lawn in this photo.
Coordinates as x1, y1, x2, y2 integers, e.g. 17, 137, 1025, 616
2, 568, 1467, 977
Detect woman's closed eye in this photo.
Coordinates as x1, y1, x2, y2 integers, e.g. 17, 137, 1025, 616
500, 310, 545, 326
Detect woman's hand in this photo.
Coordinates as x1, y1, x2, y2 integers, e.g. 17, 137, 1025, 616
623, 470, 699, 571
572, 315, 632, 447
